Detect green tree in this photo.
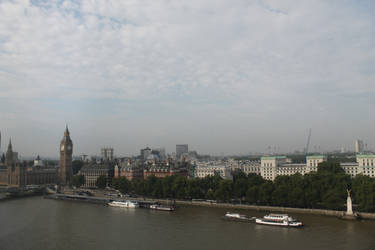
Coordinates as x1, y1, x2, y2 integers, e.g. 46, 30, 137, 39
214, 180, 233, 202
72, 175, 85, 188
131, 178, 145, 196
95, 175, 107, 189
112, 177, 131, 194
161, 176, 175, 198
246, 186, 259, 204
206, 189, 215, 200
172, 176, 187, 199
258, 182, 274, 205
318, 161, 345, 174
352, 175, 375, 212
72, 160, 84, 175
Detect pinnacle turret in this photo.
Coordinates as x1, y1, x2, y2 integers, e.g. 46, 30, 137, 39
7, 138, 12, 152
65, 125, 70, 136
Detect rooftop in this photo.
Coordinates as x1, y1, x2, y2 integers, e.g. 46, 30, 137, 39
306, 155, 325, 159
357, 154, 375, 158
261, 156, 287, 160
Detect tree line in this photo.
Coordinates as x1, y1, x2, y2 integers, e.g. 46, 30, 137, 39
105, 161, 375, 212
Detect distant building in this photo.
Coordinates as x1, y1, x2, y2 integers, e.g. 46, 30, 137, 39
176, 144, 188, 159
114, 160, 144, 181
239, 160, 261, 175
101, 147, 114, 161
143, 159, 189, 179
78, 163, 114, 188
151, 148, 166, 160
355, 140, 364, 153
34, 155, 44, 167
260, 155, 328, 181
0, 139, 58, 187
140, 147, 152, 160
194, 165, 232, 180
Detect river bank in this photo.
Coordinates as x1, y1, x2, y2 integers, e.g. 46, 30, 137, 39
137, 197, 375, 220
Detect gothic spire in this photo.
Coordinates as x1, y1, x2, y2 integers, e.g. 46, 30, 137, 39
65, 125, 70, 136
7, 138, 12, 152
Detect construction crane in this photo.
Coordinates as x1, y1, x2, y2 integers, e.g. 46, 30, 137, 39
304, 128, 312, 155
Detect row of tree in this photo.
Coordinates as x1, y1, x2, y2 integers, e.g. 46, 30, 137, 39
108, 162, 375, 212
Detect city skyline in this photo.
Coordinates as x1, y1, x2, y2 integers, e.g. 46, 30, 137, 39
0, 128, 372, 159
1, 0, 374, 156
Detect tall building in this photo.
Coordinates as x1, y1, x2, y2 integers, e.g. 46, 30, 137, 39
101, 147, 114, 161
140, 147, 152, 160
355, 140, 364, 153
176, 144, 188, 159
59, 126, 73, 185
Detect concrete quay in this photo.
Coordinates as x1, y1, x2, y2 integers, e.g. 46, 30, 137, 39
138, 198, 375, 220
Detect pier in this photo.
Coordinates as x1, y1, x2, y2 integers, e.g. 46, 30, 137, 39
44, 194, 159, 208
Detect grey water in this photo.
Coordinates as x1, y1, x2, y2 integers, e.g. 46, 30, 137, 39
0, 197, 375, 250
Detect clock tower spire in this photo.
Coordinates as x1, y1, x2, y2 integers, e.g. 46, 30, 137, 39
59, 126, 73, 185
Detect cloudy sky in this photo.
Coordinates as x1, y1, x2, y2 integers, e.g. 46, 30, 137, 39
0, 0, 374, 157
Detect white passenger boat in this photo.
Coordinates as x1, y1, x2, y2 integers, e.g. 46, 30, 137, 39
255, 214, 303, 227
150, 204, 175, 211
108, 200, 139, 208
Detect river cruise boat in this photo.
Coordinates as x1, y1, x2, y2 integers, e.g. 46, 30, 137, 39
108, 200, 139, 208
224, 212, 255, 222
150, 204, 175, 211
255, 214, 303, 227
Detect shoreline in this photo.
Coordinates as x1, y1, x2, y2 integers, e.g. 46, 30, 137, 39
137, 197, 375, 220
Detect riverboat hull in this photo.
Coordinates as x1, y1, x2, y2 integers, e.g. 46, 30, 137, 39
255, 219, 303, 227
150, 204, 175, 211
108, 201, 139, 208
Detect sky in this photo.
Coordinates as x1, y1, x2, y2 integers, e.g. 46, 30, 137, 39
0, 0, 374, 158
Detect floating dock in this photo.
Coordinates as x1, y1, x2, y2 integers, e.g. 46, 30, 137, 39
44, 194, 159, 208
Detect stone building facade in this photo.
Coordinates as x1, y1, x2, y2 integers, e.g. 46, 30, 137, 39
59, 126, 73, 185
78, 163, 114, 188
0, 139, 58, 187
114, 160, 144, 180
143, 160, 189, 179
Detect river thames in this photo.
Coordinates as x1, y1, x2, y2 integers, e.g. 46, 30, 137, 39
0, 197, 375, 250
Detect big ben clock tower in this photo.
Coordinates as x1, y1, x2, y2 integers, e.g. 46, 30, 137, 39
59, 126, 73, 185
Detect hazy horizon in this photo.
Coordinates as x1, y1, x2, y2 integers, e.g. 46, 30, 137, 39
1, 0, 374, 157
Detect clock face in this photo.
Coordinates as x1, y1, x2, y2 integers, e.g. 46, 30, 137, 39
67, 145, 72, 151
60, 145, 64, 151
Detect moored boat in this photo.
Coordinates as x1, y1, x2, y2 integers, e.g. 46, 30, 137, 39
149, 204, 175, 211
255, 213, 303, 227
108, 200, 139, 208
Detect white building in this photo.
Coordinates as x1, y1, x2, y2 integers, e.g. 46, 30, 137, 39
260, 155, 327, 181
356, 154, 375, 177
195, 164, 232, 180
259, 154, 375, 181
239, 160, 261, 175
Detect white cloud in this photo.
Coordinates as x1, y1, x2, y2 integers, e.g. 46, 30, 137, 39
0, 0, 374, 155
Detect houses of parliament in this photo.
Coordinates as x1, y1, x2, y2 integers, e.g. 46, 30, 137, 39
0, 127, 73, 187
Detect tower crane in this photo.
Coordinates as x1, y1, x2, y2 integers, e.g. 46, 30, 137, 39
304, 128, 312, 155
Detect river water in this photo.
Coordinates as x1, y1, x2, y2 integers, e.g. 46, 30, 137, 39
0, 197, 374, 250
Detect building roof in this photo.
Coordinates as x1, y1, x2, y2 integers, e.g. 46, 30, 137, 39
261, 156, 287, 160
340, 162, 358, 166
80, 163, 113, 172
306, 155, 325, 159
279, 163, 306, 167
357, 154, 375, 158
